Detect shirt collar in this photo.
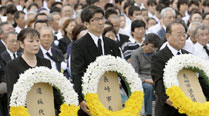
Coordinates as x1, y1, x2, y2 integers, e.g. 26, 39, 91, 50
40, 45, 52, 55
167, 43, 182, 56
88, 31, 103, 47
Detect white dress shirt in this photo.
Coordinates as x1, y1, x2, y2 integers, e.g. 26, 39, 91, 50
183, 38, 195, 54
167, 43, 182, 56
15, 26, 22, 33
88, 32, 105, 55
193, 43, 209, 61
146, 23, 162, 34
40, 45, 57, 70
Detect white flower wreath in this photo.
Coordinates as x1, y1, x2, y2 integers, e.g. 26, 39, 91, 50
82, 55, 143, 95
10, 66, 79, 107
82, 55, 144, 116
163, 54, 209, 88
163, 54, 209, 116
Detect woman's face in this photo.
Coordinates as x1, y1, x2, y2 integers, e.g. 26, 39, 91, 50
21, 34, 40, 55
65, 21, 77, 35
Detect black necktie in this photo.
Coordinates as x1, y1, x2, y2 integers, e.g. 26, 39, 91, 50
98, 38, 102, 55
13, 53, 16, 59
204, 46, 209, 56
177, 52, 181, 55
46, 52, 59, 62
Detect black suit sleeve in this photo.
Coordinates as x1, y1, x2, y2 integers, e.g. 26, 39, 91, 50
70, 42, 86, 103
151, 54, 168, 105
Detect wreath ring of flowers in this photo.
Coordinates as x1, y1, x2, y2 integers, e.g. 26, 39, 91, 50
9, 66, 79, 116
82, 55, 144, 116
163, 54, 209, 116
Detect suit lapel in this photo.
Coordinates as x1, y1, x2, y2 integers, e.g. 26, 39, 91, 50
103, 37, 113, 55
163, 46, 174, 61
86, 33, 101, 58
51, 47, 61, 71
5, 51, 12, 62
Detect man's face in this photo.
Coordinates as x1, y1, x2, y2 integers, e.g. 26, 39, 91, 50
16, 13, 26, 28
1, 24, 15, 40
180, 3, 188, 13
51, 14, 61, 30
61, 6, 73, 18
197, 29, 209, 46
203, 15, 209, 27
35, 23, 48, 31
86, 13, 105, 36
110, 16, 120, 34
147, 19, 156, 28
37, 15, 48, 21
191, 13, 202, 23
132, 27, 145, 39
132, 10, 141, 20
6, 34, 20, 53
166, 24, 186, 50
40, 28, 54, 50
162, 10, 175, 27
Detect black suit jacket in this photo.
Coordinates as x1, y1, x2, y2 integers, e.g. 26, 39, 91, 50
0, 41, 6, 54
151, 46, 209, 116
1, 51, 22, 64
71, 33, 121, 116
118, 34, 130, 47
36, 47, 64, 72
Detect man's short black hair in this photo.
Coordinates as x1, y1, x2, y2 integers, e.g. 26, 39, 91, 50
188, 0, 199, 8
177, 0, 188, 10
50, 1, 62, 9
128, 5, 140, 17
6, 4, 17, 14
156, 3, 166, 12
123, 1, 134, 14
147, 0, 157, 6
131, 20, 146, 32
105, 9, 118, 19
143, 33, 161, 48
81, 5, 104, 23
104, 3, 114, 11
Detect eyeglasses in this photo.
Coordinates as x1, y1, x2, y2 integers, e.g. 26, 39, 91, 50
90, 17, 105, 22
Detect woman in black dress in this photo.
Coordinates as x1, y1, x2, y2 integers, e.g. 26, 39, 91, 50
5, 28, 61, 114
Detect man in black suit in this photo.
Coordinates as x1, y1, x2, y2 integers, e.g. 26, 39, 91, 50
71, 5, 121, 116
108, 14, 130, 48
36, 26, 66, 72
0, 22, 15, 54
151, 21, 209, 116
1, 32, 21, 63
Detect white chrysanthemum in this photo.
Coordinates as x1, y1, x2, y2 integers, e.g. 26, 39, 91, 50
82, 55, 143, 96
10, 67, 79, 107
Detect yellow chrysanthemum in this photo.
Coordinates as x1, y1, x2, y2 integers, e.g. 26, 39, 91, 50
10, 106, 30, 116
59, 104, 79, 116
85, 91, 144, 116
166, 86, 209, 116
